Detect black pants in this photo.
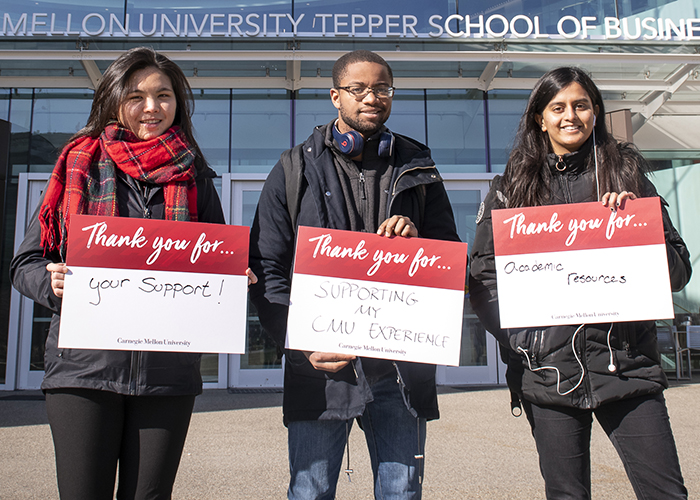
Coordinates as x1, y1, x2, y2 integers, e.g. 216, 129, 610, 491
45, 388, 195, 500
523, 393, 687, 500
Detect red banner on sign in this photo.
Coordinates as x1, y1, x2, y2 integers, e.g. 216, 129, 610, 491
492, 197, 664, 256
293, 226, 467, 291
65, 215, 249, 275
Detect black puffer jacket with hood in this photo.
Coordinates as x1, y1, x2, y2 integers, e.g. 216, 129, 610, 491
469, 142, 691, 409
249, 122, 460, 424
11, 166, 225, 396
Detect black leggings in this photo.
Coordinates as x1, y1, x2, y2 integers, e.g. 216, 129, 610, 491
45, 388, 195, 500
523, 393, 687, 500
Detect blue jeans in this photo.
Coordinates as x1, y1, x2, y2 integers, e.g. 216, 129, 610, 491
287, 375, 426, 500
523, 393, 687, 500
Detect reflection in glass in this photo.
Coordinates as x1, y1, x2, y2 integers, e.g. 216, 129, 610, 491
30, 304, 53, 371
294, 89, 337, 144
31, 89, 93, 173
385, 89, 426, 144
231, 90, 291, 172
487, 90, 529, 173
240, 189, 282, 369
647, 159, 700, 317
461, 299, 488, 366
241, 190, 261, 228
0, 90, 10, 122
200, 354, 218, 383
1, 90, 30, 384
242, 300, 281, 369
192, 89, 231, 177
9, 89, 33, 177
0, 89, 10, 383
427, 89, 486, 173
447, 189, 487, 367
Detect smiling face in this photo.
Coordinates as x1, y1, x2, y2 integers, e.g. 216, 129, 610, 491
537, 82, 599, 155
330, 61, 393, 138
118, 67, 177, 141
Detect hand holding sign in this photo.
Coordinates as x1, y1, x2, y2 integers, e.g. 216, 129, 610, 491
377, 215, 418, 237
59, 215, 251, 354
493, 197, 673, 328
303, 214, 418, 372
303, 351, 357, 373
47, 262, 68, 298
287, 226, 467, 366
601, 190, 637, 211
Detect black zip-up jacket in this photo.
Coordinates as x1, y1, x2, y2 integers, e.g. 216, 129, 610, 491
469, 144, 691, 409
249, 122, 460, 423
10, 165, 225, 396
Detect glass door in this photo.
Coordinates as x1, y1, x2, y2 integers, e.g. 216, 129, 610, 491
223, 175, 283, 388
437, 178, 506, 385
11, 173, 52, 389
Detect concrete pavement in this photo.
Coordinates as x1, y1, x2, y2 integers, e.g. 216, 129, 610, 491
1, 382, 698, 499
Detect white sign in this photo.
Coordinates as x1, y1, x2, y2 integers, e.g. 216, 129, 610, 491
286, 226, 468, 366
492, 198, 674, 328
58, 215, 250, 353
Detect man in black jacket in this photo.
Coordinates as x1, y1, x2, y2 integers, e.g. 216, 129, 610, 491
249, 50, 459, 499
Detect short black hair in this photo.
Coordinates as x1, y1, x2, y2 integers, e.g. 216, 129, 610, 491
332, 50, 393, 88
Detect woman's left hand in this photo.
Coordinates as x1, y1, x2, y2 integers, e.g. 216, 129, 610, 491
246, 268, 258, 286
377, 215, 418, 238
601, 191, 637, 211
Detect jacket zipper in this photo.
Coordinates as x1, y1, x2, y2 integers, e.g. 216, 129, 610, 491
579, 326, 592, 408
129, 351, 141, 395
556, 171, 574, 204
530, 330, 540, 363
128, 179, 152, 395
358, 170, 367, 226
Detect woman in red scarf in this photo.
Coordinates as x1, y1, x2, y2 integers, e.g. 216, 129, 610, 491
11, 47, 255, 500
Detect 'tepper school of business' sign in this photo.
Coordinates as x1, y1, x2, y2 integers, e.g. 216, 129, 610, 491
3, 10, 700, 41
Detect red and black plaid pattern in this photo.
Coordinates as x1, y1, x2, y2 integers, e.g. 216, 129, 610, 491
39, 123, 198, 254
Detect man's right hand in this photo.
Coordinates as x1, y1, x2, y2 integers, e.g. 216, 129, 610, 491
303, 351, 356, 373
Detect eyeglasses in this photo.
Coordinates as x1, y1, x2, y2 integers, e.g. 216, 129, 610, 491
336, 86, 395, 100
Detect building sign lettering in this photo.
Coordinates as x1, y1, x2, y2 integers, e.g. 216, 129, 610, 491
2, 11, 700, 41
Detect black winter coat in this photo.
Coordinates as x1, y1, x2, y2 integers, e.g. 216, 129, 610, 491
469, 145, 691, 409
249, 122, 460, 423
11, 166, 225, 396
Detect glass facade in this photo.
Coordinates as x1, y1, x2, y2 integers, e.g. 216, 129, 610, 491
1, 0, 699, 387
0, 87, 531, 177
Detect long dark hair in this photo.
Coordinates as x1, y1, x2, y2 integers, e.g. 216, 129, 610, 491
73, 46, 207, 171
501, 66, 645, 207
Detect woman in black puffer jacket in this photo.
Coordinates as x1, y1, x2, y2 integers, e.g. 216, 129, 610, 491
469, 67, 691, 500
11, 47, 255, 500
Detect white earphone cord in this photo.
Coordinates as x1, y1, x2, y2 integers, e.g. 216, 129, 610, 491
517, 323, 615, 396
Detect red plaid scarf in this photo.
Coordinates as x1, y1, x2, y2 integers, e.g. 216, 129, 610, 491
39, 123, 198, 254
